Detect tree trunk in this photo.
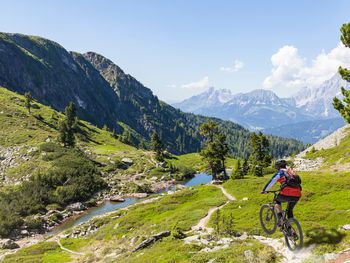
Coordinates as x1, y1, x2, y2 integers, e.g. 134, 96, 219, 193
210, 161, 216, 180
222, 158, 227, 179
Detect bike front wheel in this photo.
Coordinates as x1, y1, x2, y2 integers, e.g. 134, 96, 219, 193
284, 218, 303, 251
259, 204, 277, 235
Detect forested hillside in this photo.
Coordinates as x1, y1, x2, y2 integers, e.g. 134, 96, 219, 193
0, 33, 304, 157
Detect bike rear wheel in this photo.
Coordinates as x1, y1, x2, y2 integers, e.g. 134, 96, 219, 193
259, 204, 277, 235
284, 218, 303, 251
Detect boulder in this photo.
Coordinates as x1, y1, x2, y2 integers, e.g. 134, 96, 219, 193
0, 239, 20, 249
132, 231, 170, 252
66, 202, 87, 211
244, 250, 254, 261
109, 196, 125, 202
342, 224, 350, 230
121, 158, 133, 165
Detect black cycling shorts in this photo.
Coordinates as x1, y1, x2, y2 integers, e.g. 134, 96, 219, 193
274, 194, 299, 205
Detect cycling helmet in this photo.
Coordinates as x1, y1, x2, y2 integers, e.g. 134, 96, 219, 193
275, 159, 287, 170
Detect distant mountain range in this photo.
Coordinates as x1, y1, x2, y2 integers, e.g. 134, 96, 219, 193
173, 74, 349, 143
0, 32, 304, 157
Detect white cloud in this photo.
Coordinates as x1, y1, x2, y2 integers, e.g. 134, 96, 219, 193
263, 43, 350, 90
220, 60, 244, 73
181, 76, 210, 92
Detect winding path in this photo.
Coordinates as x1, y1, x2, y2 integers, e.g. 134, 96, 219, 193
190, 184, 236, 231
55, 238, 84, 256
189, 184, 315, 263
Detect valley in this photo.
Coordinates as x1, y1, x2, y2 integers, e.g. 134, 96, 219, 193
0, 18, 350, 263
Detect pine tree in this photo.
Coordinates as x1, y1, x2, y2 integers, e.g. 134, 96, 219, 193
24, 91, 33, 114
249, 132, 271, 177
151, 132, 164, 161
199, 121, 229, 180
121, 129, 132, 145
58, 102, 76, 147
231, 159, 243, 179
242, 158, 249, 176
333, 23, 350, 121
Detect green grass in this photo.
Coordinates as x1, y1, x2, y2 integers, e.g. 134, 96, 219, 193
4, 185, 237, 262
2, 242, 71, 263
304, 127, 350, 167
123, 238, 276, 263
218, 172, 350, 254
166, 153, 237, 172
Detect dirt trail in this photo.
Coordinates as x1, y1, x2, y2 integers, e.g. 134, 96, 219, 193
253, 235, 313, 263
55, 238, 84, 256
189, 184, 315, 263
190, 184, 236, 231
191, 201, 230, 231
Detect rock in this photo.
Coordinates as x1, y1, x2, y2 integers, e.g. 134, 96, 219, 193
121, 158, 133, 165
109, 196, 125, 202
125, 193, 148, 198
342, 224, 350, 230
242, 197, 249, 201
66, 202, 87, 211
211, 180, 223, 185
175, 184, 186, 190
244, 250, 254, 261
0, 239, 20, 249
45, 137, 51, 142
150, 176, 158, 181
132, 231, 171, 252
324, 253, 337, 261
20, 230, 29, 236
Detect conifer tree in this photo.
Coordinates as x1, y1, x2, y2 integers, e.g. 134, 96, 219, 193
24, 91, 33, 114
59, 102, 76, 147
248, 132, 271, 177
333, 23, 350, 121
151, 132, 164, 161
200, 121, 229, 180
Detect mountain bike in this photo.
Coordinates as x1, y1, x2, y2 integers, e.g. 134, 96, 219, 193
259, 190, 303, 251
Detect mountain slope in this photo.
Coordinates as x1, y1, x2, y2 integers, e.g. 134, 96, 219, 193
264, 117, 345, 144
289, 74, 349, 118
0, 32, 304, 157
173, 75, 350, 142
174, 88, 311, 130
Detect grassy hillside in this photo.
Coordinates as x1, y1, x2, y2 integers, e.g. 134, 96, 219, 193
217, 172, 350, 254
304, 126, 350, 169
2, 186, 276, 263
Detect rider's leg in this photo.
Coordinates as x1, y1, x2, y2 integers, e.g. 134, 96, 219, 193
274, 200, 283, 226
286, 201, 297, 219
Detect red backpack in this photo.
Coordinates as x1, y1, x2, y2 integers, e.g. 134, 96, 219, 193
281, 168, 302, 189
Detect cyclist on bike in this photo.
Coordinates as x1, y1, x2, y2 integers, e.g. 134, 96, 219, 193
261, 160, 301, 226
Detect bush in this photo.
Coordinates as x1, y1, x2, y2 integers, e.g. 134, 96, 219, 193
24, 216, 44, 230
0, 146, 106, 237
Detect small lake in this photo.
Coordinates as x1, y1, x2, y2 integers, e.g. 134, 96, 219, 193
49, 173, 211, 234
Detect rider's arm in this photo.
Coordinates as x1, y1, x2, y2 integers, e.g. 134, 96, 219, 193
262, 170, 282, 192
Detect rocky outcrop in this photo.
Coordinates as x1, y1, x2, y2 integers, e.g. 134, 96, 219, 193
0, 239, 20, 249
132, 231, 171, 252
0, 146, 36, 184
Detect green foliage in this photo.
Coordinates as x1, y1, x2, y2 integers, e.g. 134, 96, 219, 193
24, 91, 33, 113
0, 143, 106, 237
248, 132, 272, 177
333, 23, 350, 122
200, 121, 230, 180
231, 159, 244, 179
58, 102, 77, 147
151, 132, 164, 161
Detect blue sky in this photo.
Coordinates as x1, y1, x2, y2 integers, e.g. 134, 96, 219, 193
1, 0, 350, 101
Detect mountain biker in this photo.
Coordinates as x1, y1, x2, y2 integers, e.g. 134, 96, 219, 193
261, 160, 301, 226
